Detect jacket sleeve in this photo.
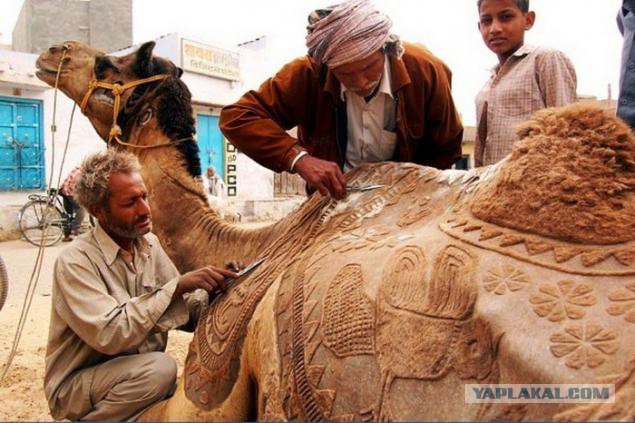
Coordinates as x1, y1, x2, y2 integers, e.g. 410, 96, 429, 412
418, 58, 464, 169
220, 58, 315, 172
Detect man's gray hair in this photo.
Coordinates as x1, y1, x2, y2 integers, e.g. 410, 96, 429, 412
75, 149, 141, 210
477, 0, 529, 13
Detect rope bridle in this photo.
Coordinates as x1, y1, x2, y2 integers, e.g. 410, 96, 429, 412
79, 72, 193, 149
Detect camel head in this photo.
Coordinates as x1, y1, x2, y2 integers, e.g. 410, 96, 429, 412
36, 40, 202, 177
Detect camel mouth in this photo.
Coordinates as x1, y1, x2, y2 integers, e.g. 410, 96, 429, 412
35, 59, 66, 83
93, 88, 114, 106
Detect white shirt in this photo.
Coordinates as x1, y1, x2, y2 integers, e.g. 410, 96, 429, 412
341, 54, 397, 171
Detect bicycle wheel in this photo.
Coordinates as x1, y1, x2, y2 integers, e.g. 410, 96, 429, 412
0, 255, 7, 312
18, 200, 65, 246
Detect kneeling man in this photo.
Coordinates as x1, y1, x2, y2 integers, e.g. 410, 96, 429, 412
44, 150, 240, 421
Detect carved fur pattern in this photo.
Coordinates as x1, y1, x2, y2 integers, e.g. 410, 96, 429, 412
440, 215, 635, 276
554, 350, 635, 420
184, 194, 337, 409
322, 265, 375, 358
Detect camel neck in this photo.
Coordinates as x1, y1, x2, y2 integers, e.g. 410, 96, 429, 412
136, 147, 281, 272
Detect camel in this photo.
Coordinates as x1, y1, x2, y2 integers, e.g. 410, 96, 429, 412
36, 41, 635, 421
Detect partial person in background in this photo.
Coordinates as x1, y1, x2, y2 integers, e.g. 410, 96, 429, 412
205, 166, 226, 197
220, 0, 463, 199
618, 0, 635, 130
474, 0, 577, 166
59, 166, 85, 241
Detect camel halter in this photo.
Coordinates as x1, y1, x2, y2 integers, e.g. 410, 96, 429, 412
79, 73, 192, 149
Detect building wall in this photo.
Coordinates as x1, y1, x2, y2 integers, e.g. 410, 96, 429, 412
462, 142, 475, 169
0, 51, 104, 239
88, 0, 133, 53
12, 0, 132, 54
11, 0, 30, 53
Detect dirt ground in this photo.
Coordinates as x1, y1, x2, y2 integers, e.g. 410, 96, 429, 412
0, 235, 223, 421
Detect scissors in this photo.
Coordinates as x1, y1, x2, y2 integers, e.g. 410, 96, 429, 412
209, 257, 266, 304
346, 184, 385, 192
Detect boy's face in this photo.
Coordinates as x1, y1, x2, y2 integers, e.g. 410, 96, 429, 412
478, 0, 535, 61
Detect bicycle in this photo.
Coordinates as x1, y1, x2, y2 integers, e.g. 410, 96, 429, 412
17, 189, 93, 247
0, 255, 7, 312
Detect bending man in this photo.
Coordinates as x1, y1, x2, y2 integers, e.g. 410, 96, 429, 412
44, 150, 240, 421
220, 0, 463, 198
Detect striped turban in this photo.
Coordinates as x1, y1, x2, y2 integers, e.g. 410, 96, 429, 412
306, 0, 395, 68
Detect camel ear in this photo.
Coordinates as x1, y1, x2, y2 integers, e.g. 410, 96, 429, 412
176, 67, 184, 78
135, 41, 156, 77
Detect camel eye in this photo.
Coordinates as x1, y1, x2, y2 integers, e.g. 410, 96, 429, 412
139, 108, 153, 126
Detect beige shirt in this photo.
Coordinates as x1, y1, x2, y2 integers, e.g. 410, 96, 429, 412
44, 223, 205, 414
341, 54, 397, 171
475, 45, 577, 166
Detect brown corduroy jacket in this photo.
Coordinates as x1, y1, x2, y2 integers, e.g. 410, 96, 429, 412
220, 42, 463, 173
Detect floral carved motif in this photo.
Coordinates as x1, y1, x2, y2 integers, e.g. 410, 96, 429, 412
530, 281, 596, 322
549, 323, 618, 369
607, 282, 635, 324
482, 264, 531, 295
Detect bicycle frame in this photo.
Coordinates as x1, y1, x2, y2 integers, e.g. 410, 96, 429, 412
27, 190, 72, 231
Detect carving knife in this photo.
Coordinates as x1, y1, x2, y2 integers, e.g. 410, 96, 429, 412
346, 184, 385, 192
209, 257, 266, 304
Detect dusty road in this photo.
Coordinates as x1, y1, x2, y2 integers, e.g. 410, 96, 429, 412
0, 239, 193, 421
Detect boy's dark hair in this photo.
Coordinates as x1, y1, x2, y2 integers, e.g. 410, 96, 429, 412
477, 0, 529, 13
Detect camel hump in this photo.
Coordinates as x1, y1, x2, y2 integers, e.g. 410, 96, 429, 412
471, 105, 635, 245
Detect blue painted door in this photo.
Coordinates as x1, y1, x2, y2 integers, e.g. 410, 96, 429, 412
0, 97, 44, 190
196, 114, 224, 180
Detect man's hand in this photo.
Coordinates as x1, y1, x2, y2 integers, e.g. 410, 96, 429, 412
294, 154, 347, 199
225, 260, 245, 273
173, 266, 239, 299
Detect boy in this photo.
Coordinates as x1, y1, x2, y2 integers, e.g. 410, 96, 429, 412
475, 0, 577, 166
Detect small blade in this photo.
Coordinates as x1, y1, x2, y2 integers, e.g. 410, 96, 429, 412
226, 257, 266, 288
209, 257, 266, 305
347, 184, 385, 192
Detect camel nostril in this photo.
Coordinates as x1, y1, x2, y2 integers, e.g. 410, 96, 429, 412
49, 45, 60, 54
63, 56, 71, 62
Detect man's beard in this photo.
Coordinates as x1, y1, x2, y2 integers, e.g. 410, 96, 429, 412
350, 77, 381, 97
103, 211, 152, 239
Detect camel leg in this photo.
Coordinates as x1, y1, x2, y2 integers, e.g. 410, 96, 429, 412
137, 362, 254, 421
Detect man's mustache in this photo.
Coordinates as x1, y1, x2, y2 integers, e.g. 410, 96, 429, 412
134, 215, 151, 225
353, 78, 380, 93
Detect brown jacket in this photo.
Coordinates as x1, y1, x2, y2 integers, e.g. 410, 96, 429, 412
220, 42, 463, 172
